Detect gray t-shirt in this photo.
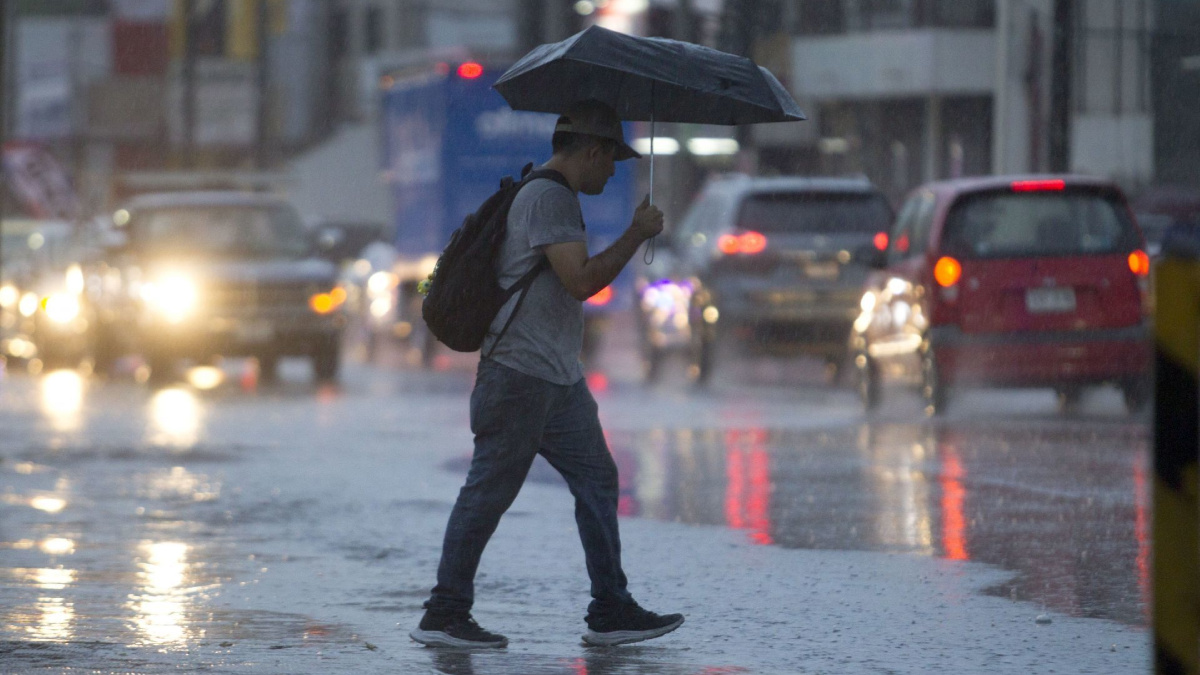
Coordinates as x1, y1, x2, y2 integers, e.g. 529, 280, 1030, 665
482, 177, 587, 385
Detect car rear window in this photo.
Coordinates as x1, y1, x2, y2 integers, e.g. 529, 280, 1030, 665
943, 189, 1141, 258
736, 192, 892, 234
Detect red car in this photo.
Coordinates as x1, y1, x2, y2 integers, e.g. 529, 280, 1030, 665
850, 175, 1151, 416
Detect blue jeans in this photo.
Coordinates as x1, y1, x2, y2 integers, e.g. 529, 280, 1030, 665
427, 359, 634, 616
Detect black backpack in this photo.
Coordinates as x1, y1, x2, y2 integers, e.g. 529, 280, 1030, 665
422, 163, 572, 355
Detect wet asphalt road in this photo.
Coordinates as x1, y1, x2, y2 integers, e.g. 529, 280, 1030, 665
0, 328, 1150, 673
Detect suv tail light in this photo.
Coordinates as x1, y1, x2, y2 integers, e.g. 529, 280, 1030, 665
930, 256, 964, 326
1128, 249, 1151, 316
934, 256, 962, 287
1128, 249, 1150, 277
718, 230, 768, 255
873, 232, 889, 251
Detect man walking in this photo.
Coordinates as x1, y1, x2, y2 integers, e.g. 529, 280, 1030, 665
411, 100, 682, 648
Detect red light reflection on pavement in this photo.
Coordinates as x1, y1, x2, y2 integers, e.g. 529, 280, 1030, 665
571, 658, 751, 674
940, 445, 969, 561
724, 429, 774, 545
1133, 454, 1150, 623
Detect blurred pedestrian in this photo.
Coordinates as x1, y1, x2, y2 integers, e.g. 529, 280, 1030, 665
411, 100, 682, 648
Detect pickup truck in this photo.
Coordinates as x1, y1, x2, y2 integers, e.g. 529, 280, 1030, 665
91, 191, 347, 383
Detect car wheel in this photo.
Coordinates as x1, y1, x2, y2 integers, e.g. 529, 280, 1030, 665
642, 344, 664, 383
854, 351, 881, 412
420, 329, 438, 369
146, 352, 177, 385
258, 354, 280, 382
581, 316, 605, 367
1121, 378, 1150, 415
825, 354, 847, 386
91, 327, 119, 376
312, 336, 342, 382
364, 329, 380, 362
688, 322, 715, 387
1055, 386, 1084, 414
921, 348, 948, 417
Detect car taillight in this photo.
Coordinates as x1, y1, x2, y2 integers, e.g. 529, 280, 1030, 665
873, 232, 889, 251
457, 62, 483, 79
934, 256, 962, 287
1128, 249, 1150, 277
586, 286, 613, 306
718, 230, 768, 255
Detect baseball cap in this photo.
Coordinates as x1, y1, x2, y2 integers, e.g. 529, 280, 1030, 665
555, 100, 642, 161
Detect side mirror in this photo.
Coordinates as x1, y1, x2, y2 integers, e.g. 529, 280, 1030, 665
314, 226, 346, 258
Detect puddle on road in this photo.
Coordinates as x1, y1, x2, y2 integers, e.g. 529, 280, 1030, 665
514, 421, 1150, 627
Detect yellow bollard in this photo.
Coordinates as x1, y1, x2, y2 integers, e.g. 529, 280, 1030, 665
1153, 249, 1200, 675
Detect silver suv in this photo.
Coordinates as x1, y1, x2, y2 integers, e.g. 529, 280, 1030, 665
635, 175, 893, 384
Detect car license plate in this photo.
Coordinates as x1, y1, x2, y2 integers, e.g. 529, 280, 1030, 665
1025, 287, 1076, 314
805, 261, 839, 280
235, 320, 274, 343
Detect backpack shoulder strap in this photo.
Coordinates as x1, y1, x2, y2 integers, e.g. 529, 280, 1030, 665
521, 167, 571, 191
482, 257, 548, 360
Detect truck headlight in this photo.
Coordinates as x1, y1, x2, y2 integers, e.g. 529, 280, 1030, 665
0, 284, 18, 308
141, 275, 198, 323
42, 293, 81, 324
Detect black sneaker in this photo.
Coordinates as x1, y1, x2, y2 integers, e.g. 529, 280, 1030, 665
409, 610, 508, 648
583, 604, 684, 646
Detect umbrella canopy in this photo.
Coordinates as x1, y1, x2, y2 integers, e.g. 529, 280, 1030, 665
494, 25, 805, 125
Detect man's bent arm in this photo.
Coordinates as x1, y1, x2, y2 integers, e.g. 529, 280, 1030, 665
544, 229, 646, 302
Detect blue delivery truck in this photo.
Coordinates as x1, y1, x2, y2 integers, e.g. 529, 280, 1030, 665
380, 61, 636, 365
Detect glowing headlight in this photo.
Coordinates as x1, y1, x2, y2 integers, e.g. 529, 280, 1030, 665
0, 284, 17, 308
141, 276, 198, 323
309, 286, 347, 315
859, 291, 877, 313
367, 271, 397, 295
19, 292, 39, 317
42, 294, 81, 324
66, 265, 84, 295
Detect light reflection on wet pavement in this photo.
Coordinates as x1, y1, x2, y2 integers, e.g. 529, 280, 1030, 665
581, 420, 1149, 627
0, 358, 1150, 672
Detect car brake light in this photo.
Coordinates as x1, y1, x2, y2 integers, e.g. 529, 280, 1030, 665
457, 62, 483, 79
873, 232, 889, 251
1128, 249, 1150, 277
934, 256, 962, 287
587, 286, 613, 306
718, 231, 768, 255
740, 231, 767, 254
1011, 179, 1065, 192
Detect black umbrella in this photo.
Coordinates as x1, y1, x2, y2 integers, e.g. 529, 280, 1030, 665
494, 25, 806, 206
494, 25, 805, 125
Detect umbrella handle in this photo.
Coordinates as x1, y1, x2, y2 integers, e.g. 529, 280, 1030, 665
643, 100, 656, 265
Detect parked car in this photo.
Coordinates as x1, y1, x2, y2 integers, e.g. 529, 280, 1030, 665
635, 174, 893, 384
850, 175, 1151, 416
90, 192, 348, 382
1, 219, 98, 369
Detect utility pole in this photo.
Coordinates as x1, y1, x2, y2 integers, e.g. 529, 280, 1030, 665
255, 0, 269, 169
1048, 0, 1073, 173
182, 0, 196, 168
0, 0, 8, 305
